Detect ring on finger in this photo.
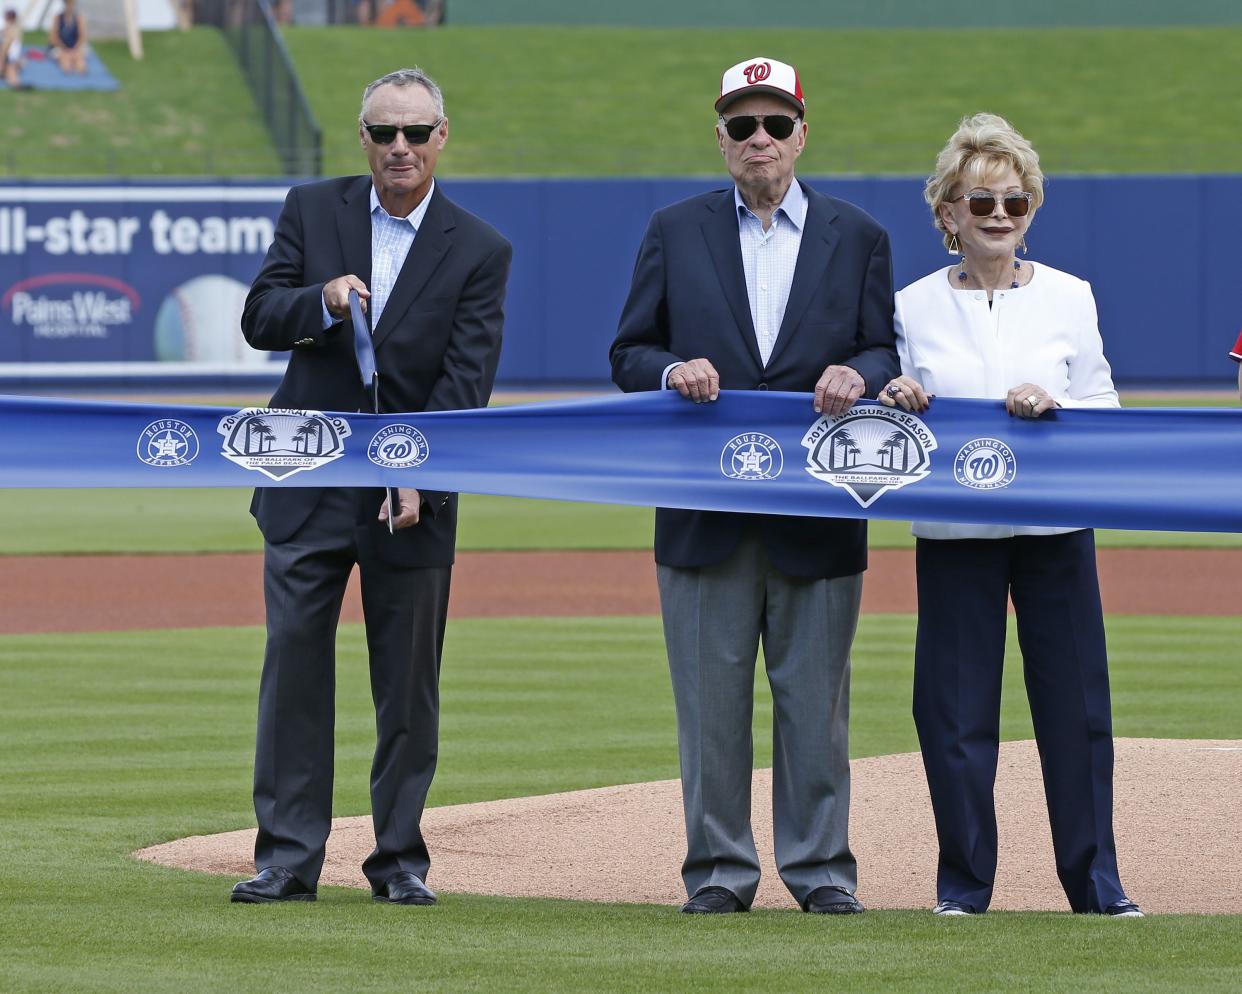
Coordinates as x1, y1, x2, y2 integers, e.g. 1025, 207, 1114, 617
1026, 394, 1039, 406
886, 384, 901, 398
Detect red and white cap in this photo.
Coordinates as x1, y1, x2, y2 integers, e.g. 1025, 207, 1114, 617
715, 57, 805, 115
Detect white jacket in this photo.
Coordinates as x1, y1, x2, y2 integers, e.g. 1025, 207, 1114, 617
894, 261, 1118, 540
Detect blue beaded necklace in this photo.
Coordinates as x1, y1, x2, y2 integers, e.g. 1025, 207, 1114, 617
958, 258, 1022, 290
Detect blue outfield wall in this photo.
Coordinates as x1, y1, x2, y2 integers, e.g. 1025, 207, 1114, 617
0, 176, 1238, 386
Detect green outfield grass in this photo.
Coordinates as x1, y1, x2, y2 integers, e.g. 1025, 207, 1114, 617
0, 614, 1238, 993
286, 26, 1242, 176
2, 487, 1241, 555
5, 26, 1242, 177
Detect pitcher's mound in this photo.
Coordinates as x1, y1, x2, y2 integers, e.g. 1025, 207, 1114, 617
136, 738, 1241, 914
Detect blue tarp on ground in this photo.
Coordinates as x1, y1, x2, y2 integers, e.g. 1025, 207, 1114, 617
1, 48, 118, 91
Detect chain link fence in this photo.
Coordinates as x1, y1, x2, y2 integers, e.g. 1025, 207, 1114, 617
194, 0, 322, 176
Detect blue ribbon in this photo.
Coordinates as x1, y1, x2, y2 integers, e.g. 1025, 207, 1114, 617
2, 392, 1241, 533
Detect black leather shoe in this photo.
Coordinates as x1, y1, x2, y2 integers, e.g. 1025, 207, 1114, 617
372, 870, 437, 906
804, 885, 864, 915
680, 886, 748, 914
230, 866, 316, 904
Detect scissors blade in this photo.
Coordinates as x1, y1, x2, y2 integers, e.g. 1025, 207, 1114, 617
350, 293, 398, 535
370, 370, 399, 535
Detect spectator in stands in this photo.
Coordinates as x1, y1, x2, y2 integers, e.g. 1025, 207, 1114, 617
1, 8, 22, 87
50, 0, 87, 75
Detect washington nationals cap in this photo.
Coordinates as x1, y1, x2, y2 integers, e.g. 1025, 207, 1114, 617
715, 57, 805, 115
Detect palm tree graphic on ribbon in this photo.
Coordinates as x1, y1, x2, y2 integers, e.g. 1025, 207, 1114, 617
803, 410, 937, 509
244, 419, 276, 455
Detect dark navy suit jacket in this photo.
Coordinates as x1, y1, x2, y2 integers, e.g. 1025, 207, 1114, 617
241, 175, 511, 567
610, 181, 898, 579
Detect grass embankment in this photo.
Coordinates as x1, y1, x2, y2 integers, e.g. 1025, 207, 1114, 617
5, 26, 1242, 177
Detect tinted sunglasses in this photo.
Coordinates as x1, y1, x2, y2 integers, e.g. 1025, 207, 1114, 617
722, 114, 798, 142
362, 119, 443, 145
950, 191, 1033, 218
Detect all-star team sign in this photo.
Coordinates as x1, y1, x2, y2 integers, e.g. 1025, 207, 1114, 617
2, 391, 1242, 533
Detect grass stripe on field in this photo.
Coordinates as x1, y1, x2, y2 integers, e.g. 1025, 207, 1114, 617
1, 488, 1240, 555
0, 615, 1238, 993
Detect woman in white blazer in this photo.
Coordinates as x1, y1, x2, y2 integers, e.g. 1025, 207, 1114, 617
879, 113, 1142, 920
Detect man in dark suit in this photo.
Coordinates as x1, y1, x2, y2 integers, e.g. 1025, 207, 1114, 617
610, 58, 897, 915
231, 68, 511, 905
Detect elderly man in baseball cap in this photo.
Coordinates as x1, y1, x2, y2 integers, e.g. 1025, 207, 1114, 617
611, 58, 897, 915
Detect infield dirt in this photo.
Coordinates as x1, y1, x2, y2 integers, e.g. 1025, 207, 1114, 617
5, 547, 1242, 633
137, 737, 1242, 915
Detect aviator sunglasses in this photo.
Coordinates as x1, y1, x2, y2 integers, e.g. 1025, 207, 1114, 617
949, 191, 1033, 218
722, 114, 799, 142
362, 119, 443, 145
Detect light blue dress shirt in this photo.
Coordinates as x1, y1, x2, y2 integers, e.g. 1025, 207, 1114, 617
661, 181, 807, 388
734, 181, 807, 366
320, 180, 435, 330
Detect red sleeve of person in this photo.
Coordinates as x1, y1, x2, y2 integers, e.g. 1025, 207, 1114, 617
1231, 330, 1242, 362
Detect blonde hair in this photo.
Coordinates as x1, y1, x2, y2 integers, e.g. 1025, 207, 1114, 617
925, 113, 1045, 252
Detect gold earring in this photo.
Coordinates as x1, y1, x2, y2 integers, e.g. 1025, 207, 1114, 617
948, 233, 960, 255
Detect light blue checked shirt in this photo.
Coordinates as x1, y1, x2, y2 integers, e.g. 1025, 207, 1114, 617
735, 181, 806, 366
320, 181, 435, 330
661, 181, 807, 387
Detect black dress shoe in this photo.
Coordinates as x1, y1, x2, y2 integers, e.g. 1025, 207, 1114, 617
804, 885, 864, 915
680, 886, 748, 914
230, 866, 316, 904
373, 870, 437, 906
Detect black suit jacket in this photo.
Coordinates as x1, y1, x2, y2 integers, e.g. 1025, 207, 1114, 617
242, 176, 512, 567
610, 181, 897, 579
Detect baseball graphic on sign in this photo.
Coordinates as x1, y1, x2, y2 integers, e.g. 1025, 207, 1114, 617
154, 275, 267, 365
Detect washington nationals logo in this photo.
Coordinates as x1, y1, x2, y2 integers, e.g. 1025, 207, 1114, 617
368, 424, 430, 470
743, 62, 771, 84
953, 437, 1017, 491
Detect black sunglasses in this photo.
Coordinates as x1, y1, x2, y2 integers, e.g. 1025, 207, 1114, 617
722, 114, 798, 142
362, 119, 443, 145
950, 191, 1033, 218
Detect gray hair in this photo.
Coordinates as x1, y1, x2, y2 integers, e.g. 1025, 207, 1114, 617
359, 68, 445, 122
925, 112, 1045, 252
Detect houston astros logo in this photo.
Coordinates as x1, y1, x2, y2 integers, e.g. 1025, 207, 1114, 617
744, 61, 771, 84
954, 437, 1017, 491
368, 424, 430, 469
217, 408, 351, 481
802, 407, 937, 508
136, 419, 199, 468
721, 432, 783, 481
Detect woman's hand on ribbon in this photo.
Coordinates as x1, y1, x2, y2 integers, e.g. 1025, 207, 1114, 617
879, 375, 932, 413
